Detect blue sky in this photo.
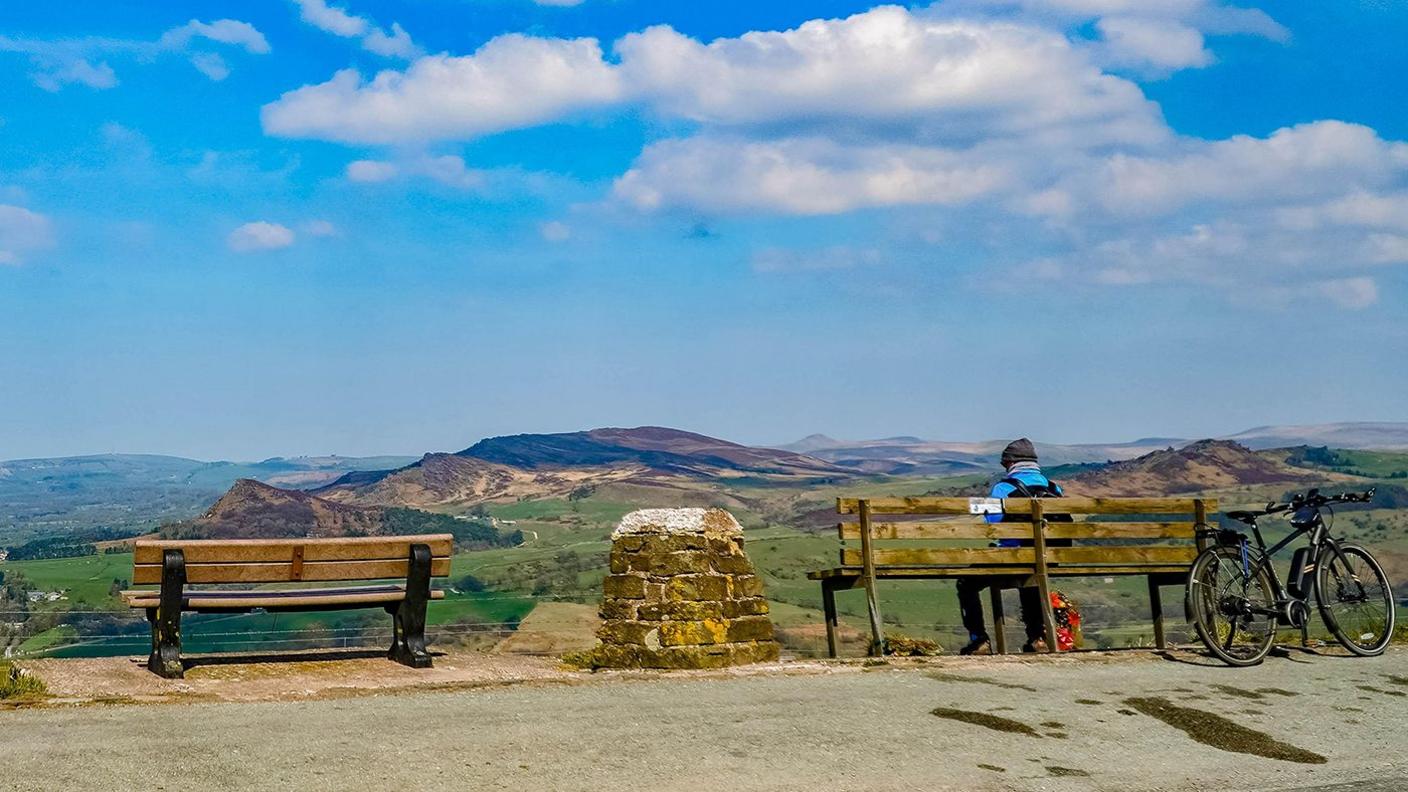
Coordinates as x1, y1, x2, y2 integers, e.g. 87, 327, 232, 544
1, 0, 1405, 460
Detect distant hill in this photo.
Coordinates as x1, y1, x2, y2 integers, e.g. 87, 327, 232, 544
1222, 422, 1408, 451
316, 427, 848, 509
780, 422, 1408, 474
461, 427, 843, 476
0, 453, 419, 541
1066, 440, 1322, 496
164, 479, 514, 547
779, 436, 1179, 476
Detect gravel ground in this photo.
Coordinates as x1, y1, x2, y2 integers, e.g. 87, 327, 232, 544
1, 647, 1405, 791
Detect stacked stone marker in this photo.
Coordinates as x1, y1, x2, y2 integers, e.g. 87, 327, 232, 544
594, 507, 780, 669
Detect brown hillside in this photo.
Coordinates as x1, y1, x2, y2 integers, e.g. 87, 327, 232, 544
182, 479, 385, 539
1067, 439, 1319, 496
315, 453, 643, 508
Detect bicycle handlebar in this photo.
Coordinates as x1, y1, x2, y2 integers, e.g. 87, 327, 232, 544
1265, 487, 1375, 513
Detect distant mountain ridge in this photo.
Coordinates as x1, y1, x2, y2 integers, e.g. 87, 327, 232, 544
316, 426, 846, 509
781, 422, 1408, 474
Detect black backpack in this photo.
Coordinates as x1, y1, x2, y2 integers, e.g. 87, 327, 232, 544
1000, 476, 1073, 522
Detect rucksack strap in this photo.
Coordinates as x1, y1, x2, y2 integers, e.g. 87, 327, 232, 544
1000, 476, 1061, 498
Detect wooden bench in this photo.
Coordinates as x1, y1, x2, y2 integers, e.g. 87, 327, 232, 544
807, 497, 1215, 657
121, 535, 452, 678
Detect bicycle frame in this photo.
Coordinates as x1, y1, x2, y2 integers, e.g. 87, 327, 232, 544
1223, 507, 1348, 617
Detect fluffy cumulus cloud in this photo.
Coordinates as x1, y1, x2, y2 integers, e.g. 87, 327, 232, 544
261, 4, 1403, 308
291, 0, 421, 59
615, 136, 1008, 214
228, 221, 296, 252
263, 35, 624, 144
0, 18, 269, 90
0, 204, 54, 265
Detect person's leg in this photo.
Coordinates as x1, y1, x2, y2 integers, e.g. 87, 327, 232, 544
956, 578, 990, 652
1019, 585, 1046, 645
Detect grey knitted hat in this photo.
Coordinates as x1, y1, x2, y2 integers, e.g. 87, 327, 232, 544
1001, 438, 1038, 468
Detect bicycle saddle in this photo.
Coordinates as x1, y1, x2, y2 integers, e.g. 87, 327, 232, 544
1225, 510, 1260, 522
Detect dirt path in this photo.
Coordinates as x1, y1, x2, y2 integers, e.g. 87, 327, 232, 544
2, 648, 1406, 791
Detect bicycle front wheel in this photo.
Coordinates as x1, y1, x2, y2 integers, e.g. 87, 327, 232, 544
1186, 544, 1278, 666
1316, 543, 1395, 656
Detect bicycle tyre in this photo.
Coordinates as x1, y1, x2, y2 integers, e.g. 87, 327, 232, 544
1185, 544, 1278, 667
1316, 543, 1395, 656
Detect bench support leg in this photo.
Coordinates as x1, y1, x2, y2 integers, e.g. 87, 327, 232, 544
820, 578, 840, 659
1148, 576, 1166, 650
989, 584, 1007, 655
388, 543, 433, 669
148, 549, 185, 679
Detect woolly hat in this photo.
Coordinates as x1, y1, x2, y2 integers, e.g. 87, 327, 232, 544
1000, 438, 1038, 468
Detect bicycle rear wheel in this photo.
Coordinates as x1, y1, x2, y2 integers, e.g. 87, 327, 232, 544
1186, 544, 1278, 666
1316, 543, 1395, 656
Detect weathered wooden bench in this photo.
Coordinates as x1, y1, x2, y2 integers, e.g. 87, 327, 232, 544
121, 534, 452, 678
808, 496, 1215, 657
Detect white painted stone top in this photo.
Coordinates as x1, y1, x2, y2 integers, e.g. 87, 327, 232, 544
612, 507, 743, 538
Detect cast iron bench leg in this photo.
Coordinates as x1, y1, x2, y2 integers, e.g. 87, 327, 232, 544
388, 543, 433, 668
148, 549, 185, 679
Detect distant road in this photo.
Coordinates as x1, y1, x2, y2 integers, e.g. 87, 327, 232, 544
1, 649, 1405, 791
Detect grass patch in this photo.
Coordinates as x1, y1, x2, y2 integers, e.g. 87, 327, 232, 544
0, 662, 46, 700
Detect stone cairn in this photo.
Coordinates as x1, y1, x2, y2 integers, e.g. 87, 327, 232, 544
590, 507, 780, 669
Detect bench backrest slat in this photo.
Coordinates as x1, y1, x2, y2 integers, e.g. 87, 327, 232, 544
131, 534, 454, 585
838, 496, 1215, 515
836, 497, 1217, 572
837, 520, 1200, 541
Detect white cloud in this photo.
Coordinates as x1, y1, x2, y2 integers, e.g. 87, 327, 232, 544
263, 35, 624, 143
1095, 16, 1210, 70
228, 221, 295, 252
1085, 121, 1408, 216
940, 0, 1288, 70
346, 159, 399, 182
0, 19, 269, 90
616, 10, 1164, 146
190, 53, 230, 81
31, 58, 118, 91
303, 219, 339, 237
291, 0, 422, 59
616, 135, 1007, 215
294, 0, 368, 37
1365, 234, 1408, 265
539, 220, 572, 242
345, 156, 482, 188
159, 19, 270, 54
0, 204, 55, 265
1315, 277, 1379, 310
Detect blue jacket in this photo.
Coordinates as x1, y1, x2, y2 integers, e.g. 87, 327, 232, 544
987, 464, 1063, 546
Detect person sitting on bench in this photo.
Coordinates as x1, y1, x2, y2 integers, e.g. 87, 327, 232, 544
956, 438, 1064, 655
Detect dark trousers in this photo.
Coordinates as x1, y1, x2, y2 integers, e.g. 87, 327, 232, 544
957, 578, 1045, 643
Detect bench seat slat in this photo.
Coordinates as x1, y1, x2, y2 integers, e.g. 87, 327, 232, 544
132, 535, 453, 565
840, 547, 1035, 567
807, 565, 1192, 581
132, 557, 451, 585
1044, 546, 1197, 566
120, 585, 447, 610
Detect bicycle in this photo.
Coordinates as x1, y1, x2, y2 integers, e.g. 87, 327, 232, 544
1185, 487, 1395, 666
